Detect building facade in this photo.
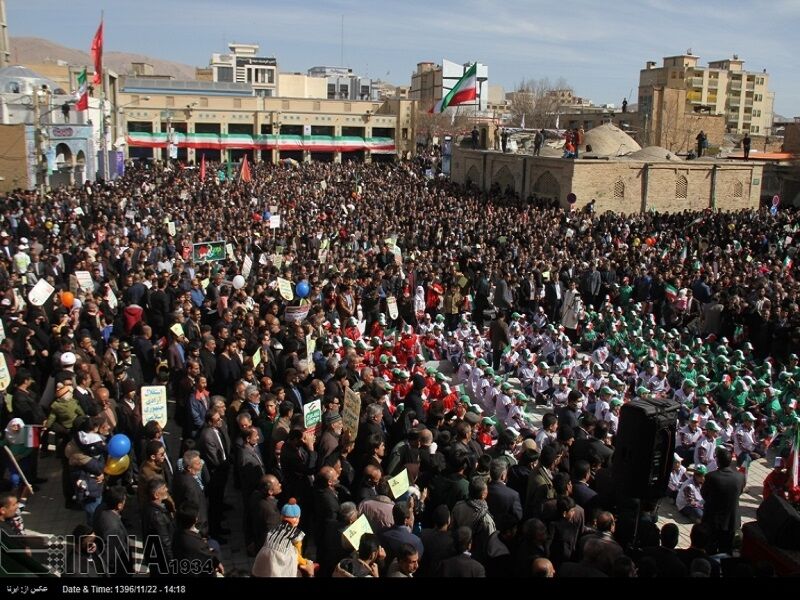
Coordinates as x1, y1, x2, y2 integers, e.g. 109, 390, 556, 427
118, 78, 416, 164
209, 43, 278, 97
411, 59, 489, 113
306, 66, 378, 101
639, 53, 775, 136
450, 145, 762, 214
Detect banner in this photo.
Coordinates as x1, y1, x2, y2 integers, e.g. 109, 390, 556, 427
168, 222, 176, 237
28, 279, 55, 306
277, 277, 294, 301
269, 215, 281, 229
273, 254, 283, 270
225, 243, 235, 259
141, 385, 168, 427
75, 270, 93, 291
193, 241, 226, 263
285, 305, 310, 322
387, 296, 399, 320
342, 387, 362, 441
106, 288, 118, 310
242, 255, 253, 279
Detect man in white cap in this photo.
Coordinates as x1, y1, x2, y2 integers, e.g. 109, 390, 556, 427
676, 466, 706, 523
733, 412, 762, 468
668, 453, 687, 500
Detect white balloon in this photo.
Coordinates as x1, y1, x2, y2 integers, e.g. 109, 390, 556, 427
233, 275, 246, 290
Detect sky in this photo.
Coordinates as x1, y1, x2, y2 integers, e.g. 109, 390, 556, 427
7, 0, 800, 117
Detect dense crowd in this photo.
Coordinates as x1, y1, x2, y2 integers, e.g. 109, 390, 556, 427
0, 155, 798, 578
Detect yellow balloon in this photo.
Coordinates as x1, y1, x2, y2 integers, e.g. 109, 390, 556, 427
104, 455, 131, 476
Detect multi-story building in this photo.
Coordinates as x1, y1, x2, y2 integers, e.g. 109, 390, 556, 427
118, 77, 416, 165
639, 52, 775, 136
307, 66, 377, 101
410, 59, 489, 113
209, 43, 278, 97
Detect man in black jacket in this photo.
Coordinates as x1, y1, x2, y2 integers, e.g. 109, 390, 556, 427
196, 412, 230, 540
437, 527, 485, 577
701, 447, 745, 554
172, 502, 223, 576
486, 459, 523, 524
247, 474, 283, 555
92, 486, 132, 577
141, 478, 175, 576
172, 450, 211, 539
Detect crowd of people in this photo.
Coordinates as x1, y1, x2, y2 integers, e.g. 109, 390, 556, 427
0, 154, 798, 578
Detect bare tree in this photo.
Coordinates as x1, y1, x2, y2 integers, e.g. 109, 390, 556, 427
508, 78, 572, 129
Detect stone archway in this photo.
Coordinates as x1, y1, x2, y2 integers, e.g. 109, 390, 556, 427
74, 150, 86, 186
533, 171, 561, 202
55, 143, 73, 169
494, 165, 517, 194
465, 165, 481, 188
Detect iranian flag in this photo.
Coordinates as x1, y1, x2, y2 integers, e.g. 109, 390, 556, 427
240, 154, 252, 183
430, 63, 478, 113
24, 425, 40, 448
784, 255, 794, 271
789, 426, 800, 491
679, 245, 688, 264
665, 283, 678, 302
76, 68, 88, 111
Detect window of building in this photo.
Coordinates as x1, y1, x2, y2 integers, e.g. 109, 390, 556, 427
267, 69, 275, 84
614, 180, 625, 199
676, 176, 688, 199
217, 66, 233, 82
733, 181, 743, 198
752, 125, 759, 133
327, 84, 336, 99
360, 85, 370, 100
402, 128, 408, 140
166, 96, 174, 107
339, 85, 349, 99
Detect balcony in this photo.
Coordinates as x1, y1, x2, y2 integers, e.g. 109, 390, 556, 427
745, 98, 753, 106
686, 91, 702, 104
708, 79, 719, 89
690, 77, 705, 87
730, 82, 742, 91
707, 94, 717, 103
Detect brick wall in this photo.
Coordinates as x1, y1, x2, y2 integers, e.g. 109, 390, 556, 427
452, 146, 762, 213
0, 124, 31, 193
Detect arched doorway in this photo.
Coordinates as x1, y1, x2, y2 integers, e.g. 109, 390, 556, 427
494, 165, 517, 195
50, 143, 74, 188
465, 165, 481, 188
533, 171, 561, 203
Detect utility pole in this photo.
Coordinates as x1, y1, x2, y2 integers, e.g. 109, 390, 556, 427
0, 0, 10, 69
32, 90, 47, 198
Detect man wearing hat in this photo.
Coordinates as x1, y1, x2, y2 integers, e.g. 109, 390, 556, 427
689, 397, 713, 428
668, 454, 687, 500
694, 421, 721, 471
675, 414, 703, 463
733, 412, 762, 468
676, 465, 706, 523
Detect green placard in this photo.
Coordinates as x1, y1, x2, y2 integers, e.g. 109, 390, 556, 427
193, 241, 227, 263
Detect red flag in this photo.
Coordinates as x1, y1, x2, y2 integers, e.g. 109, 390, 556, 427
91, 20, 104, 86
199, 154, 206, 182
240, 155, 252, 183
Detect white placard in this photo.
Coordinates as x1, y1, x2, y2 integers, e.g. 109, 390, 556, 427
242, 255, 253, 279
28, 279, 55, 306
269, 215, 281, 229
168, 222, 176, 237
75, 271, 93, 291
141, 385, 168, 427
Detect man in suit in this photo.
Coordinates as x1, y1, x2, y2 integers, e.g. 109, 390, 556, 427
92, 485, 132, 577
637, 523, 688, 578
571, 421, 613, 468
418, 505, 456, 577
284, 368, 306, 412
487, 459, 523, 524
571, 460, 599, 517
198, 335, 217, 391
172, 501, 222, 576
437, 527, 485, 577
701, 446, 745, 554
239, 426, 266, 503
172, 450, 211, 540
197, 411, 230, 541
313, 466, 341, 551
141, 478, 175, 577
247, 474, 283, 555
380, 501, 424, 563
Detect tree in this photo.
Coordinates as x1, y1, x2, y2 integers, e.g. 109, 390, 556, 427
508, 78, 572, 129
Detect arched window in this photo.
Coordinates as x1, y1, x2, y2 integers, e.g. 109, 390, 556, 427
733, 181, 743, 198
676, 175, 688, 199
614, 179, 625, 199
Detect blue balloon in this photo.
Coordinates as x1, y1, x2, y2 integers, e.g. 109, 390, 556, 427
296, 280, 310, 298
108, 434, 131, 459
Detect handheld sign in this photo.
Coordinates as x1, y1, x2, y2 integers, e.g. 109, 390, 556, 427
106, 288, 118, 310
0, 353, 11, 391
342, 387, 362, 442
284, 305, 310, 322
170, 323, 184, 338
75, 271, 93, 291
168, 222, 176, 237
269, 215, 281, 229
28, 279, 55, 306
306, 334, 315, 375
342, 514, 373, 551
303, 399, 322, 432
277, 277, 294, 301
242, 255, 253, 279
773, 195, 781, 207
388, 468, 410, 499
387, 296, 399, 320
140, 386, 168, 427
226, 243, 235, 259
251, 348, 262, 369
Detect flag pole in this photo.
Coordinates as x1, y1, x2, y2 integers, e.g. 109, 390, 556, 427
3, 445, 34, 497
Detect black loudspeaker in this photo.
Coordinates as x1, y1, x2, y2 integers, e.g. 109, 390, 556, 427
757, 495, 800, 550
612, 397, 679, 502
